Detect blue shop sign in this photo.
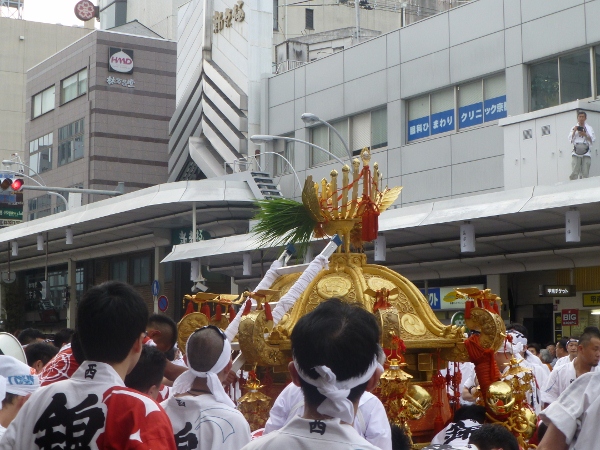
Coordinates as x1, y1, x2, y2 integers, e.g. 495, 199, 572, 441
431, 109, 454, 135
459, 102, 483, 129
419, 288, 441, 310
484, 95, 507, 122
408, 116, 430, 141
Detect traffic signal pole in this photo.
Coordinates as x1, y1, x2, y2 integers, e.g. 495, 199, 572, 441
21, 182, 125, 197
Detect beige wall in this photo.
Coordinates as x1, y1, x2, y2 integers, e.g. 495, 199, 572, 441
0, 18, 92, 165
126, 0, 189, 40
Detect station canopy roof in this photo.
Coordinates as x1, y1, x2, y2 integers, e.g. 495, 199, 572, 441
163, 178, 600, 283
0, 179, 258, 272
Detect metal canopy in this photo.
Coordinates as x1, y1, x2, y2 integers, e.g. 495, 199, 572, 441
0, 180, 259, 272
162, 178, 600, 281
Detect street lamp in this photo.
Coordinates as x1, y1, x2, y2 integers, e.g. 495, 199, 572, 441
256, 151, 302, 191
250, 135, 346, 166
301, 113, 353, 162
2, 159, 47, 186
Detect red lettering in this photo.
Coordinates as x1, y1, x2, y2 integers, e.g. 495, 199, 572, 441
110, 56, 132, 65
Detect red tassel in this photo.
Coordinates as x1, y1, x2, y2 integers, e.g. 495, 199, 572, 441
493, 301, 499, 314
201, 303, 211, 319
264, 302, 273, 321
242, 299, 252, 316
483, 299, 491, 311
465, 300, 473, 319
215, 304, 222, 321
361, 205, 379, 242
184, 300, 195, 317
229, 305, 236, 323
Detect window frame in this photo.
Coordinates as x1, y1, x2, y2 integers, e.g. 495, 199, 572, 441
305, 8, 314, 30
61, 68, 88, 105
58, 119, 85, 167
32, 85, 55, 119
29, 132, 53, 175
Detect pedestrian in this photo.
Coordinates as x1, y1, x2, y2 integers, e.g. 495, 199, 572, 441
568, 110, 595, 180
468, 424, 518, 450
161, 325, 251, 450
124, 345, 167, 401
24, 342, 59, 374
242, 298, 382, 450
0, 281, 177, 449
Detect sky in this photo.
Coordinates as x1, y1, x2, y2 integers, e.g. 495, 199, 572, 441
22, 0, 98, 27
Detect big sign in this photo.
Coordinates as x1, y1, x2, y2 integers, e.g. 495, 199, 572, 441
562, 309, 578, 326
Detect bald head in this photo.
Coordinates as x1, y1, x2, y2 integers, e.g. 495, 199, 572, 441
187, 327, 225, 372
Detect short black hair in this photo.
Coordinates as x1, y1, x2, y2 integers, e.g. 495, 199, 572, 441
1, 393, 18, 408
25, 342, 59, 367
579, 329, 600, 347
77, 281, 148, 363
453, 404, 487, 424
17, 328, 45, 345
187, 326, 226, 372
291, 298, 380, 408
469, 424, 518, 450
147, 313, 178, 351
390, 424, 411, 450
583, 326, 600, 335
53, 328, 75, 349
578, 110, 587, 118
528, 343, 541, 354
557, 338, 568, 351
125, 346, 166, 393
507, 323, 528, 340
71, 332, 85, 364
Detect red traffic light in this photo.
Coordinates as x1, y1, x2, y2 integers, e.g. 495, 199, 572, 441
11, 179, 24, 191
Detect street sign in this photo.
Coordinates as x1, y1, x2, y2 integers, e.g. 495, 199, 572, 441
158, 295, 168, 312
151, 280, 160, 296
539, 285, 575, 297
450, 312, 465, 327
562, 309, 578, 326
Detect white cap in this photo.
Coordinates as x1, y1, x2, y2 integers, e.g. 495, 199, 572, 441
0, 355, 40, 409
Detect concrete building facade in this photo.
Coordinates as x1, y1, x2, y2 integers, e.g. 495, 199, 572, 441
0, 17, 92, 166
23, 29, 176, 218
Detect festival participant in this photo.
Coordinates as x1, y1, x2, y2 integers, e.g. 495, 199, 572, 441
546, 343, 557, 366
0, 281, 176, 449
161, 325, 251, 450
24, 342, 59, 374
16, 328, 45, 347
52, 328, 74, 349
125, 345, 167, 401
541, 329, 600, 406
38, 332, 85, 386
241, 299, 381, 450
264, 382, 392, 449
430, 405, 485, 447
468, 424, 518, 450
145, 314, 187, 384
0, 356, 40, 440
553, 339, 570, 368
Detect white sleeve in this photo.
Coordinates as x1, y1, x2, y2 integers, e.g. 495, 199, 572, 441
589, 124, 596, 143
264, 384, 300, 434
540, 365, 561, 405
361, 396, 392, 450
540, 372, 600, 445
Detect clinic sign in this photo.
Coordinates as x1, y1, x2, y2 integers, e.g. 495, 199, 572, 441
562, 309, 578, 326
420, 285, 485, 311
109, 48, 134, 74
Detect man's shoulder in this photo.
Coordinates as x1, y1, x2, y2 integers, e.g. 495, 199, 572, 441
165, 394, 247, 420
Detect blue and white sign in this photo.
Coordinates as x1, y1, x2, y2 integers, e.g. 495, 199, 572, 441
158, 295, 169, 312
408, 116, 430, 141
151, 279, 160, 296
420, 288, 441, 310
431, 109, 454, 135
484, 95, 507, 122
459, 102, 483, 129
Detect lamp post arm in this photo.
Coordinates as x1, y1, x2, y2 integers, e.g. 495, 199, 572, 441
6, 162, 47, 186
321, 121, 352, 162
279, 137, 346, 166
257, 152, 302, 191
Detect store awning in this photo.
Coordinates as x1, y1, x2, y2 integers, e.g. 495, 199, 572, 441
162, 177, 600, 280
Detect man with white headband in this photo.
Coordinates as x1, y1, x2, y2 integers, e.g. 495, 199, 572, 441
0, 355, 40, 439
242, 298, 381, 450
161, 325, 251, 449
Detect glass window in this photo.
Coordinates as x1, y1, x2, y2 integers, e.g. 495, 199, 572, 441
371, 108, 387, 150
352, 113, 371, 155
483, 74, 507, 122
58, 119, 85, 166
432, 87, 455, 134
27, 194, 51, 220
132, 255, 150, 285
305, 8, 314, 30
530, 59, 559, 111
61, 69, 88, 104
111, 259, 128, 282
310, 125, 329, 166
274, 136, 295, 176
408, 95, 429, 141
560, 50, 591, 103
330, 119, 349, 158
273, 0, 278, 30
28, 133, 53, 174
32, 86, 55, 118
458, 81, 482, 129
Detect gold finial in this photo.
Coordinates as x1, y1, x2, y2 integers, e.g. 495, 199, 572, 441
360, 147, 371, 166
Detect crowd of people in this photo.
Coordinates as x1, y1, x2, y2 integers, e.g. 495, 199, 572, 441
1, 279, 585, 449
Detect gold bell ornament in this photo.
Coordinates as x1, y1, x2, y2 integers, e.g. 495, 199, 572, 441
237, 369, 272, 431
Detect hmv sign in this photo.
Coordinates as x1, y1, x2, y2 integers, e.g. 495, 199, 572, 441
108, 48, 134, 74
